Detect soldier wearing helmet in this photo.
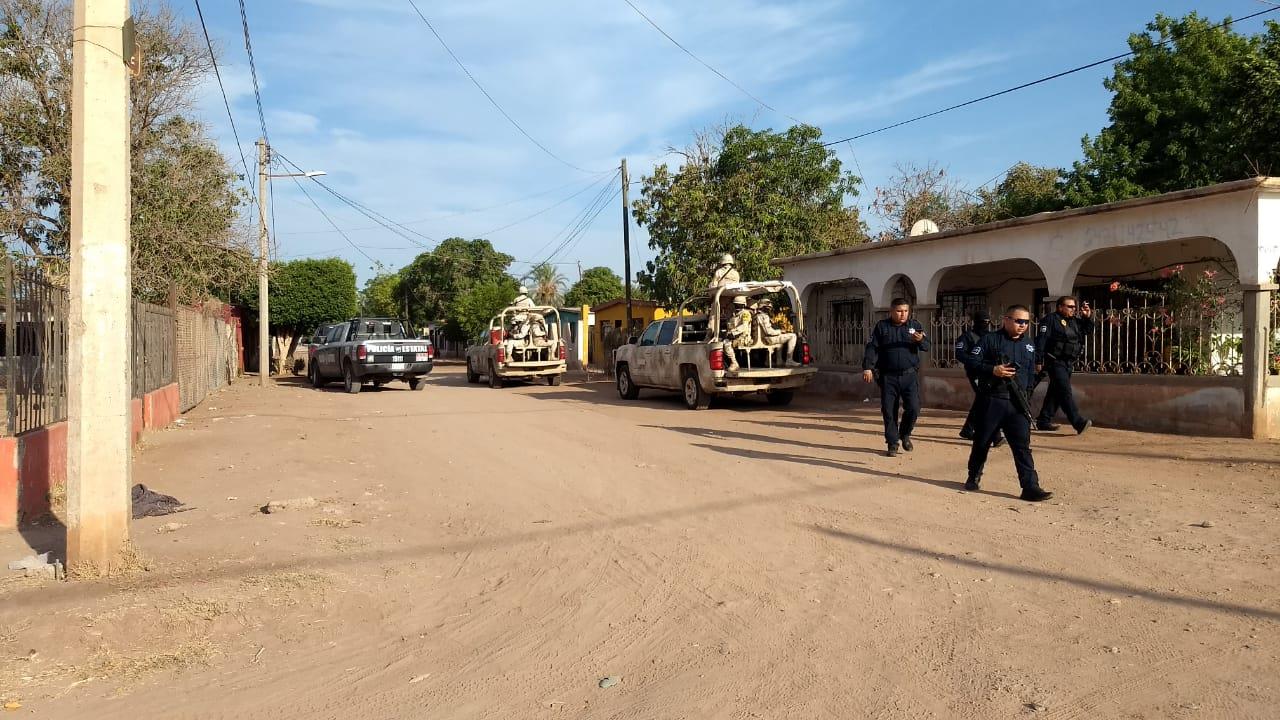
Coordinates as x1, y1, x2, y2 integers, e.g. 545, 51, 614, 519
711, 253, 740, 288
755, 299, 800, 367
721, 295, 753, 371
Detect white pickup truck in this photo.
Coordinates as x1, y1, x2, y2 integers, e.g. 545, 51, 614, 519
465, 305, 567, 388
612, 281, 816, 409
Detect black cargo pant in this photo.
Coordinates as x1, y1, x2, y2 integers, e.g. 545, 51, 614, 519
967, 394, 1039, 489
877, 369, 920, 446
961, 377, 1004, 444
1036, 360, 1083, 427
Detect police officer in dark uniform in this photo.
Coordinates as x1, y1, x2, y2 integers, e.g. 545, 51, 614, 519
962, 304, 1053, 502
862, 298, 929, 457
1035, 295, 1095, 434
955, 309, 1003, 447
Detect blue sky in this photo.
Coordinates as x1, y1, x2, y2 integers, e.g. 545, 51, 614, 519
187, 0, 1275, 286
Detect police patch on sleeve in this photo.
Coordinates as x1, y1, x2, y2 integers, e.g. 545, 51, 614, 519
970, 346, 982, 355
1039, 325, 1048, 333
1025, 343, 1035, 352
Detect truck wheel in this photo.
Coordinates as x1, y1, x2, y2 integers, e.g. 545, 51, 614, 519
617, 365, 639, 400
466, 359, 480, 384
766, 389, 795, 406
488, 361, 504, 389
309, 363, 327, 389
546, 374, 562, 386
343, 362, 362, 394
408, 377, 427, 391
682, 368, 711, 410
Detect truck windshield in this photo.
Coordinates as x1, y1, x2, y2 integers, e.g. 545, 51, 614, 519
353, 320, 406, 340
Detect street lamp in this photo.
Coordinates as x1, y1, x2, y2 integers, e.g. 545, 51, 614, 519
256, 137, 325, 386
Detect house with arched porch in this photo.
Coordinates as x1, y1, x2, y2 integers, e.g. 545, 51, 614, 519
775, 177, 1280, 439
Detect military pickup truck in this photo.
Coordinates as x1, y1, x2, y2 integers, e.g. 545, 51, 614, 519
465, 305, 567, 388
612, 281, 816, 409
308, 317, 434, 393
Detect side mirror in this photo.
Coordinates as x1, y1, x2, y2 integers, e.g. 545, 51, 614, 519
627, 336, 638, 345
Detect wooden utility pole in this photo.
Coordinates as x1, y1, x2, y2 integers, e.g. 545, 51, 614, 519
67, 0, 132, 573
257, 139, 270, 386
621, 159, 633, 331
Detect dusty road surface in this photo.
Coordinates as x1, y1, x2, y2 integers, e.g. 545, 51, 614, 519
1, 366, 1279, 718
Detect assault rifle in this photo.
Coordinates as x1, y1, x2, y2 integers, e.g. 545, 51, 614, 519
999, 356, 1036, 421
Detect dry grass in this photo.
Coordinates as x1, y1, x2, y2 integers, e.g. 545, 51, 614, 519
160, 595, 229, 625
85, 641, 217, 683
329, 536, 371, 554
240, 571, 330, 594
308, 517, 355, 529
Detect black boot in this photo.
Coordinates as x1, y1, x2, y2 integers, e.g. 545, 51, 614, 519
886, 443, 898, 457
1074, 418, 1093, 435
1036, 422, 1060, 432
959, 426, 975, 440
964, 475, 981, 491
900, 436, 914, 452
1020, 486, 1053, 502
991, 433, 1006, 448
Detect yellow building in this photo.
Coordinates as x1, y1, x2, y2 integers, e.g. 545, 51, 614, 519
588, 299, 672, 365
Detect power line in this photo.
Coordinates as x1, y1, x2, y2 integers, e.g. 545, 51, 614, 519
548, 186, 620, 266
237, 0, 271, 145
815, 5, 1280, 149
192, 0, 255, 194
475, 171, 619, 239
528, 173, 620, 262
540, 176, 621, 265
403, 0, 604, 174
275, 173, 613, 236
283, 174, 379, 265
620, 0, 803, 125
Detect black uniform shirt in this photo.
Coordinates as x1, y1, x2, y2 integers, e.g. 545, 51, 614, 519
953, 325, 985, 379
863, 318, 930, 373
1035, 311, 1095, 363
963, 328, 1038, 394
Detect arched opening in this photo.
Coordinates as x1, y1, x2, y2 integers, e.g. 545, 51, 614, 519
1063, 236, 1242, 375
927, 258, 1049, 368
880, 274, 918, 310
806, 278, 874, 367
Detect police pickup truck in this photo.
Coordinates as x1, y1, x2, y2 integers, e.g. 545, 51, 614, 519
612, 281, 816, 409
308, 317, 434, 393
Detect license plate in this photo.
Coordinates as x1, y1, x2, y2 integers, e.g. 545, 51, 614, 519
390, 362, 406, 371
392, 355, 403, 362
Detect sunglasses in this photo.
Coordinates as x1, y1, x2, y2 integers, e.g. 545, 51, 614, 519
1062, 305, 1077, 309
1006, 318, 1031, 325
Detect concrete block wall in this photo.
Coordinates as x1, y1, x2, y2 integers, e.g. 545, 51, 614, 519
0, 383, 181, 529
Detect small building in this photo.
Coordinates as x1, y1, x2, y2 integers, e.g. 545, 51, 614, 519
775, 177, 1280, 439
588, 298, 672, 367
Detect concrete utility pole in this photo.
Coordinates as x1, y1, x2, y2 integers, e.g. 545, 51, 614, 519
621, 158, 633, 332
257, 139, 270, 386
67, 0, 132, 573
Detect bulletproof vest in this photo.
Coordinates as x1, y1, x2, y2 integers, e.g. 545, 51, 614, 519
1047, 315, 1082, 360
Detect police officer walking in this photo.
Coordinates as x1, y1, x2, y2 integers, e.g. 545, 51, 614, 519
862, 298, 929, 457
962, 305, 1053, 502
1035, 295, 1095, 434
955, 309, 1003, 447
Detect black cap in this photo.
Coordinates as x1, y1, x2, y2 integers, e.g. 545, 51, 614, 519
971, 308, 991, 325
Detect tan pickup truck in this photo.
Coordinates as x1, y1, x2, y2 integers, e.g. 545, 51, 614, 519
465, 305, 567, 388
612, 281, 816, 409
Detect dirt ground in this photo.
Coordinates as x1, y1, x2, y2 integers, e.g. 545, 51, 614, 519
1, 365, 1278, 719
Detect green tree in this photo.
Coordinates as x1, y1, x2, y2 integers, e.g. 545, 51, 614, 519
399, 237, 514, 330
0, 0, 254, 300
244, 258, 358, 368
1063, 12, 1280, 205
564, 266, 624, 308
523, 262, 566, 306
448, 276, 520, 341
360, 271, 403, 317
870, 162, 973, 238
633, 124, 867, 307
967, 162, 1067, 224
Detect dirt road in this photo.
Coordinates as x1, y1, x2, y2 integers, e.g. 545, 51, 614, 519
2, 366, 1278, 718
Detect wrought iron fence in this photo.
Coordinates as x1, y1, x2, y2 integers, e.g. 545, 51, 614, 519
922, 298, 1244, 376
5, 263, 70, 436
808, 315, 868, 367
1269, 292, 1280, 376
133, 301, 175, 397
